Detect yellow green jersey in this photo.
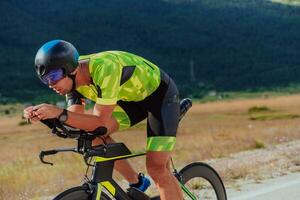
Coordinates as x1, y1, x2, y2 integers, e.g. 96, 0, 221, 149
76, 51, 161, 105
66, 51, 179, 151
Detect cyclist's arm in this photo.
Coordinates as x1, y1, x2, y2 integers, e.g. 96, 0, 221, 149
62, 58, 121, 131
67, 104, 85, 114
62, 104, 116, 132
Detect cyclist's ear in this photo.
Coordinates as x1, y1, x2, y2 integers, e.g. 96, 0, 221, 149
70, 67, 79, 75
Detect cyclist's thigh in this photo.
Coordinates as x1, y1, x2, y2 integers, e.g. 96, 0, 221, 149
147, 78, 180, 151
115, 100, 148, 130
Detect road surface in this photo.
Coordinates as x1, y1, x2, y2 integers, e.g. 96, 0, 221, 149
227, 172, 300, 200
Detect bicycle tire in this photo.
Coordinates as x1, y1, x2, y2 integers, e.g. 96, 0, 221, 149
178, 162, 227, 200
53, 185, 111, 200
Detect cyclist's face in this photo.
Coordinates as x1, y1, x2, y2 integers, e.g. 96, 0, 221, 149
49, 76, 72, 95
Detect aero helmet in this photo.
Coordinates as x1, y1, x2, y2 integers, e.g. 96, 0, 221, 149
34, 40, 79, 81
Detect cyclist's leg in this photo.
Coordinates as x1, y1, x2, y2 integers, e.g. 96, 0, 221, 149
146, 130, 182, 200
145, 75, 182, 200
146, 151, 182, 200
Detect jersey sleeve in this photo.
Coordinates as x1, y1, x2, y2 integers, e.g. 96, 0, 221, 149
92, 60, 122, 105
66, 90, 85, 107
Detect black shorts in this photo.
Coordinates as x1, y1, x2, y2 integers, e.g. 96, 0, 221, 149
116, 70, 180, 138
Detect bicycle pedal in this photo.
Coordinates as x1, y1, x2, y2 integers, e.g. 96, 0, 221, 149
127, 187, 150, 200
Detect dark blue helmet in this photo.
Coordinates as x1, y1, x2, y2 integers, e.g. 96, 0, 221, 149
34, 40, 79, 79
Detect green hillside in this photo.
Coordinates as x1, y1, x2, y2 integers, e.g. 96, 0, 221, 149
0, 0, 300, 102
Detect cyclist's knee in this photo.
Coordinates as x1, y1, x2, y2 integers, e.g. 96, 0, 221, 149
92, 134, 112, 145
146, 163, 172, 185
105, 117, 119, 134
146, 152, 171, 181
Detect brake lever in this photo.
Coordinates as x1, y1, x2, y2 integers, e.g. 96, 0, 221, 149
39, 150, 58, 166
39, 148, 78, 166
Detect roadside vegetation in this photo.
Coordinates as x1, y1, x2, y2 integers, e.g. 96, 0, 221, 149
271, 0, 300, 6
247, 105, 300, 121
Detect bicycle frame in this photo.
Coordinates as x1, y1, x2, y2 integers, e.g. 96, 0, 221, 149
40, 133, 198, 200
90, 150, 146, 199
87, 142, 196, 200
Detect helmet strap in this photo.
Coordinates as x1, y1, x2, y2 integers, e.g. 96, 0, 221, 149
68, 74, 77, 91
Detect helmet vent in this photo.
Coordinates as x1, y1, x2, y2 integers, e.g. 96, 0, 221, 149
37, 65, 46, 76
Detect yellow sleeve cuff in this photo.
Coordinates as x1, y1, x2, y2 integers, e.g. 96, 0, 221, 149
96, 98, 117, 105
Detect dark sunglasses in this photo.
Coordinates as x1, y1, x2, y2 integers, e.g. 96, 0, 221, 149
41, 69, 65, 85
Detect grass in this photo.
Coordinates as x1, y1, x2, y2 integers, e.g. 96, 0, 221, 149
191, 181, 205, 190
247, 105, 300, 121
270, 0, 300, 6
254, 139, 266, 149
248, 106, 272, 114
249, 113, 300, 121
3, 94, 300, 198
0, 104, 23, 117
197, 89, 300, 103
18, 119, 30, 126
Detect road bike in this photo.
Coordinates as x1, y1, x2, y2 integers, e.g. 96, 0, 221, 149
39, 98, 227, 200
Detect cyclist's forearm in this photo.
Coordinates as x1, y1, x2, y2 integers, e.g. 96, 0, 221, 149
67, 104, 85, 114
65, 111, 110, 132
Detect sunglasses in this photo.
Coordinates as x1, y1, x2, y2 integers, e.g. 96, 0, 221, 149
41, 69, 65, 85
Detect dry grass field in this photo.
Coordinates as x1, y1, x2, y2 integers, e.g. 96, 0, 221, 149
2, 94, 300, 199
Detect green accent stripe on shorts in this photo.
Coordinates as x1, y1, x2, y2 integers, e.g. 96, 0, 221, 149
147, 136, 176, 151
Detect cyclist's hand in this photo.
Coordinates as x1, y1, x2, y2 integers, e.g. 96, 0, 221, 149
32, 104, 63, 120
23, 106, 40, 123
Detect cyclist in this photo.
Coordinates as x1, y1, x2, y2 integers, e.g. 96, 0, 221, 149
24, 40, 182, 200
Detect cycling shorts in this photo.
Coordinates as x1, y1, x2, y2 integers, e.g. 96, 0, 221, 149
114, 70, 180, 151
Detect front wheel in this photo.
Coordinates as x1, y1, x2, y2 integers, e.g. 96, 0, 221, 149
178, 162, 227, 200
53, 185, 111, 200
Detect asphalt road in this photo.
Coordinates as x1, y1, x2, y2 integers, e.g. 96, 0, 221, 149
227, 172, 300, 200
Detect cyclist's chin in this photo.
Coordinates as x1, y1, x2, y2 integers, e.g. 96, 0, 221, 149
52, 87, 71, 95
62, 87, 74, 95
59, 90, 68, 95
53, 89, 66, 96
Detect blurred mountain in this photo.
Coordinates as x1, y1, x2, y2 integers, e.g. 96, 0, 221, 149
0, 0, 300, 101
